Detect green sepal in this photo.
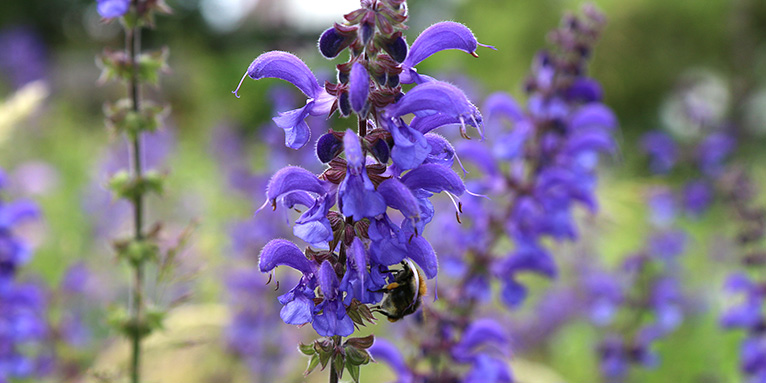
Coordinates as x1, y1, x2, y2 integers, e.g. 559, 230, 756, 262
346, 359, 361, 383
113, 238, 160, 266
332, 352, 345, 380
299, 342, 316, 356
137, 47, 169, 85
145, 306, 166, 333
305, 354, 320, 376
344, 345, 371, 366
103, 99, 167, 136
108, 170, 165, 202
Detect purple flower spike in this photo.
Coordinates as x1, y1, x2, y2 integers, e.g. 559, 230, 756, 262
349, 63, 370, 114
97, 0, 130, 18
258, 239, 315, 275
401, 21, 494, 84
233, 51, 333, 149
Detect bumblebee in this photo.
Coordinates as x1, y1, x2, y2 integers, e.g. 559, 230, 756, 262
373, 259, 427, 322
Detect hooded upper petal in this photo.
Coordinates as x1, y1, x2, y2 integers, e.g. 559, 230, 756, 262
245, 51, 322, 98
266, 166, 326, 204
401, 22, 491, 84
258, 239, 316, 275
400, 164, 465, 196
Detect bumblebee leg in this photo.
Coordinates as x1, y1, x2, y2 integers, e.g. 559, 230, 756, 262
372, 282, 400, 293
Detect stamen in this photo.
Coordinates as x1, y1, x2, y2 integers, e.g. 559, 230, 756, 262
455, 211, 462, 224
266, 273, 273, 285
454, 150, 468, 177
471, 114, 485, 140
459, 117, 471, 140
470, 51, 479, 58
274, 280, 280, 291
232, 71, 249, 99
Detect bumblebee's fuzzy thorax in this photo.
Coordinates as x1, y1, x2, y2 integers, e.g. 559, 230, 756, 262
374, 260, 426, 322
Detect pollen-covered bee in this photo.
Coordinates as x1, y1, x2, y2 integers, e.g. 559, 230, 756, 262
373, 259, 427, 322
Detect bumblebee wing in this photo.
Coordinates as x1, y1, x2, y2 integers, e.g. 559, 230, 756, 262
404, 259, 420, 307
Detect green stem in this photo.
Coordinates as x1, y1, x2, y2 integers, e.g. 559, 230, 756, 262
126, 3, 144, 382
329, 335, 341, 383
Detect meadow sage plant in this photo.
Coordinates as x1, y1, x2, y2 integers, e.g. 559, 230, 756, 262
369, 5, 616, 382
234, 0, 492, 381
0, 168, 48, 382
95, 1, 171, 382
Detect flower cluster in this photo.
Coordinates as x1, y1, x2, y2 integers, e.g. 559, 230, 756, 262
588, 188, 687, 382
236, 0, 489, 339
370, 318, 513, 383
430, 4, 616, 308
0, 168, 49, 381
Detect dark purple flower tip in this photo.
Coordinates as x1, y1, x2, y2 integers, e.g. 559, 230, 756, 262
401, 21, 493, 83
339, 92, 352, 116
349, 63, 370, 114
369, 338, 414, 383
369, 136, 390, 163
382, 35, 409, 63
378, 178, 420, 219
97, 0, 130, 18
264, 166, 326, 206
233, 51, 321, 99
400, 163, 466, 196
316, 132, 344, 163
258, 239, 315, 275
318, 24, 357, 59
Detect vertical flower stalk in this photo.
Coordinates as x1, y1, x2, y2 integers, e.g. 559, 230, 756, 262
234, 1, 491, 381
96, 1, 171, 382
368, 5, 615, 382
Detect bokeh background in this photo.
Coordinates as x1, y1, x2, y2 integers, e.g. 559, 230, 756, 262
1, 0, 766, 382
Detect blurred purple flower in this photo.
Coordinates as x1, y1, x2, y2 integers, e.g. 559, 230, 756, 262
96, 0, 130, 18
641, 131, 677, 174
0, 26, 46, 89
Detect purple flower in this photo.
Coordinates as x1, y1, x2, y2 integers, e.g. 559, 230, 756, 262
96, 0, 130, 18
233, 52, 334, 149
369, 338, 414, 383
312, 261, 354, 336
338, 131, 386, 220
641, 131, 678, 174
696, 132, 735, 177
0, 26, 47, 89
400, 21, 494, 84
683, 179, 713, 216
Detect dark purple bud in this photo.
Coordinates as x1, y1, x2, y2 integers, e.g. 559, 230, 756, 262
318, 23, 358, 59
349, 63, 370, 114
316, 132, 344, 163
361, 14, 375, 45
382, 34, 408, 63
369, 137, 390, 163
339, 92, 351, 116
386, 74, 400, 88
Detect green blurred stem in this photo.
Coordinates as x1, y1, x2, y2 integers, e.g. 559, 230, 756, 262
126, 2, 144, 382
